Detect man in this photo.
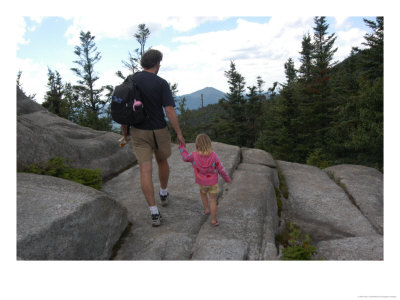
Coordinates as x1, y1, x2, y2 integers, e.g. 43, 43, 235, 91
126, 49, 185, 227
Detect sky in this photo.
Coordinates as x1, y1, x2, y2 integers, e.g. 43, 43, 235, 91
16, 15, 374, 104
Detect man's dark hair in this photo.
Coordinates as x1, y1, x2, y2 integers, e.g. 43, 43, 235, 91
140, 49, 163, 69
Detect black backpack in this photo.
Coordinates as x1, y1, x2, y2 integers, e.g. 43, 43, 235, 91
111, 75, 147, 125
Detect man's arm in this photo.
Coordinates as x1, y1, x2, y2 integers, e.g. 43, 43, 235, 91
164, 106, 185, 146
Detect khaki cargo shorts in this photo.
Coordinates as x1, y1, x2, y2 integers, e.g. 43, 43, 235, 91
130, 126, 172, 164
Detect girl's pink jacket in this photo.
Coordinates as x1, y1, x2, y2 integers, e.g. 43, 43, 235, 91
179, 143, 231, 186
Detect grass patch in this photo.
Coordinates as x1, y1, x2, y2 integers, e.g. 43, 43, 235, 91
326, 170, 346, 190
275, 160, 288, 199
22, 157, 103, 190
275, 188, 282, 218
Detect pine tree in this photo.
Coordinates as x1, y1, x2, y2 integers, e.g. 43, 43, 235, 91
338, 17, 383, 169
359, 17, 383, 81
301, 17, 338, 160
256, 76, 265, 97
298, 33, 313, 83
312, 16, 338, 79
284, 58, 297, 85
71, 31, 106, 113
116, 24, 151, 80
16, 70, 37, 101
42, 68, 64, 116
71, 30, 111, 131
254, 81, 280, 155
256, 59, 300, 160
135, 24, 151, 58
295, 34, 317, 161
245, 85, 263, 147
216, 61, 248, 146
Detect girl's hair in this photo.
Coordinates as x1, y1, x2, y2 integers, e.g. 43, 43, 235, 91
195, 134, 212, 155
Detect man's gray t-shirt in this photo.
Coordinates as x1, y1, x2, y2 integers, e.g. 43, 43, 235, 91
132, 71, 175, 130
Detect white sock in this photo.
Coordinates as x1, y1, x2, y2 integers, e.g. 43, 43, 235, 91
149, 206, 159, 215
160, 187, 168, 196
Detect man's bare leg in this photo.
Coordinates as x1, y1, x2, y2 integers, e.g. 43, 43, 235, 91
156, 158, 170, 189
157, 158, 170, 206
140, 160, 156, 207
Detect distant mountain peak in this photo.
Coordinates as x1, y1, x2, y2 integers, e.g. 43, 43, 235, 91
176, 87, 226, 110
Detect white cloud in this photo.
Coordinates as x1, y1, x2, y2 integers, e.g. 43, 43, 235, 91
16, 57, 118, 104
17, 16, 369, 102
165, 16, 228, 32
155, 17, 368, 95
334, 17, 351, 29
16, 57, 48, 103
64, 16, 229, 46
16, 17, 29, 50
16, 16, 45, 50
156, 17, 317, 94
335, 27, 367, 60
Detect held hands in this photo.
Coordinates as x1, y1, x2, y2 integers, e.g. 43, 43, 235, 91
177, 134, 186, 147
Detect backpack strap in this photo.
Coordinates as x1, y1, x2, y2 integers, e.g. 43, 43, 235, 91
129, 75, 151, 126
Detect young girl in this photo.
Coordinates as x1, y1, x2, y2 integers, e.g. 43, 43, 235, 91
179, 134, 231, 226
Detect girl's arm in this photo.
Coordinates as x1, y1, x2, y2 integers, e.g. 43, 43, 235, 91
178, 143, 194, 162
214, 155, 231, 183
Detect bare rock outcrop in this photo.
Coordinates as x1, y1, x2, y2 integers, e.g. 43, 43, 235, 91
314, 235, 383, 260
16, 88, 384, 261
17, 173, 128, 260
278, 161, 383, 260
191, 163, 279, 260
324, 164, 383, 234
101, 142, 241, 260
17, 88, 135, 179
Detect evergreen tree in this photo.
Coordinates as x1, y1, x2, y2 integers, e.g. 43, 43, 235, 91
256, 75, 265, 96
135, 24, 151, 58
312, 17, 338, 79
255, 59, 299, 161
299, 17, 338, 161
63, 82, 80, 122
245, 85, 263, 147
116, 24, 151, 80
298, 33, 313, 83
42, 68, 64, 116
71, 30, 112, 131
284, 58, 297, 85
295, 34, 316, 161
16, 71, 22, 90
326, 49, 361, 162
215, 61, 247, 146
16, 70, 37, 101
359, 17, 383, 81
278, 58, 300, 161
254, 81, 280, 155
330, 17, 383, 169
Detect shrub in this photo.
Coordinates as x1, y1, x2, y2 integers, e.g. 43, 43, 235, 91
23, 157, 102, 190
306, 148, 330, 169
280, 222, 317, 260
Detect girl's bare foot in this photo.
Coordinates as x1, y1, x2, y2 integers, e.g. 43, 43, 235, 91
212, 220, 219, 227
